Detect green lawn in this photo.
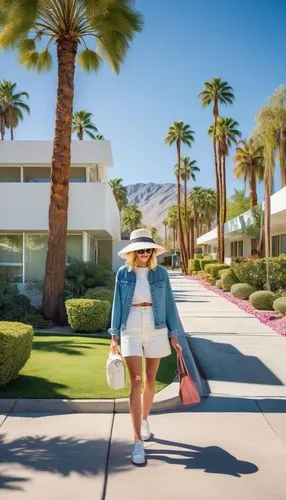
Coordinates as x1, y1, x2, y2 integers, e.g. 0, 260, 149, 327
0, 334, 177, 399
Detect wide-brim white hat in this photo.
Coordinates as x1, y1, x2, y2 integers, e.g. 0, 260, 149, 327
118, 228, 166, 259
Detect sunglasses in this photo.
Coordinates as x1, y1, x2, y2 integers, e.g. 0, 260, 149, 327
136, 248, 153, 255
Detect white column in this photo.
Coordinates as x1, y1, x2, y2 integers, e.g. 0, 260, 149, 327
82, 232, 89, 262
86, 167, 90, 183
20, 165, 24, 183
22, 231, 25, 283
95, 239, 98, 264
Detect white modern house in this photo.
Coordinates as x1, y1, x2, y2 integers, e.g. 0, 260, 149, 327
197, 186, 286, 261
0, 140, 121, 290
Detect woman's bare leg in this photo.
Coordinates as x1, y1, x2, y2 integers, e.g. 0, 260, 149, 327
142, 358, 160, 420
124, 356, 143, 441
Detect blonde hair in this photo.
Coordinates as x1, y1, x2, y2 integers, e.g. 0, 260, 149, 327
126, 250, 158, 271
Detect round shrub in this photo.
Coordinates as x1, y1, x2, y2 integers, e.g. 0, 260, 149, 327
231, 283, 256, 300
84, 287, 113, 304
65, 298, 111, 332
216, 279, 223, 289
273, 297, 286, 315
208, 264, 230, 279
0, 321, 34, 386
200, 259, 217, 270
249, 291, 275, 311
221, 269, 238, 291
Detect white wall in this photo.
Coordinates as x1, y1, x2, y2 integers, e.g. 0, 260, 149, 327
0, 140, 113, 167
0, 182, 120, 238
112, 240, 129, 271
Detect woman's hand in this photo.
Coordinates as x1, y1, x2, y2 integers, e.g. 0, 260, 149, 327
170, 335, 182, 353
110, 335, 121, 355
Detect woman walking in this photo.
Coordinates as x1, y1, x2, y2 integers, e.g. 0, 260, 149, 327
109, 228, 182, 465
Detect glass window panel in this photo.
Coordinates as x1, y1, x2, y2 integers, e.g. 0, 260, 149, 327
66, 235, 82, 263
25, 234, 48, 281
24, 166, 51, 183
0, 167, 21, 182
272, 235, 279, 257
280, 234, 286, 254
238, 240, 243, 257
70, 167, 86, 183
0, 234, 23, 263
0, 265, 23, 283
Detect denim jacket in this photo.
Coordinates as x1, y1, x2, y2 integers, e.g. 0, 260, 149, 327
108, 265, 179, 339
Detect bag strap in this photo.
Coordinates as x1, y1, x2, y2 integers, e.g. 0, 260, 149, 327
177, 350, 188, 377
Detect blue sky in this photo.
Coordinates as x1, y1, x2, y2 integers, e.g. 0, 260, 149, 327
0, 0, 285, 199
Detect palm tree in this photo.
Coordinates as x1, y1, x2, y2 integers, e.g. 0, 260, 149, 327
199, 78, 235, 262
0, 80, 30, 140
95, 134, 105, 140
162, 218, 168, 247
189, 187, 204, 239
108, 178, 127, 212
167, 205, 178, 252
269, 85, 286, 187
122, 204, 142, 232
0, 0, 143, 323
177, 157, 199, 259
72, 110, 98, 140
234, 138, 264, 208
165, 122, 194, 272
203, 188, 216, 231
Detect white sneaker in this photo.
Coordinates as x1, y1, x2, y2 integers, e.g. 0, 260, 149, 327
141, 419, 150, 441
131, 439, 145, 465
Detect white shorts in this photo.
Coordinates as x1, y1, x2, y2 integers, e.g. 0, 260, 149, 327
120, 306, 171, 359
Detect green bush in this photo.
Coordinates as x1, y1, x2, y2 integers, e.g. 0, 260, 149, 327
216, 279, 223, 289
232, 258, 286, 291
273, 297, 286, 315
22, 312, 54, 329
192, 271, 198, 275
200, 259, 217, 270
188, 259, 202, 274
65, 261, 115, 299
0, 321, 34, 386
221, 269, 238, 291
84, 287, 114, 303
274, 289, 286, 299
231, 283, 256, 300
194, 253, 203, 259
65, 298, 111, 332
208, 264, 230, 279
249, 291, 275, 310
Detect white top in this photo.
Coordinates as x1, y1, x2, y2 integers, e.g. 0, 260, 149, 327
132, 267, 152, 304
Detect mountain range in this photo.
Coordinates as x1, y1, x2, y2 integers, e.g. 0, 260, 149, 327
125, 182, 178, 237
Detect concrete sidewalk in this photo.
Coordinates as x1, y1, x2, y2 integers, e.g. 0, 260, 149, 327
1, 271, 286, 499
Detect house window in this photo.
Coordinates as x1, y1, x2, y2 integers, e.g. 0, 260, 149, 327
231, 240, 243, 258
280, 234, 286, 254
24, 166, 51, 182
0, 167, 21, 182
272, 234, 286, 256
70, 167, 86, 182
0, 234, 23, 282
66, 235, 83, 263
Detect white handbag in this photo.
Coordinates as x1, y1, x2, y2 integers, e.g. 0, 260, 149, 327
106, 352, 126, 390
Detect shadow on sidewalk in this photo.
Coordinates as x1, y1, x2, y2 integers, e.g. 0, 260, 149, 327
0, 433, 132, 492
145, 437, 258, 478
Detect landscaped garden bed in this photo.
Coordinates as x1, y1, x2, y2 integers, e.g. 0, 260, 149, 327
186, 275, 286, 337
0, 334, 177, 399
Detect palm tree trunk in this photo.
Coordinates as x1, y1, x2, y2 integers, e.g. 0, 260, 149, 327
176, 141, 188, 272
213, 105, 221, 262
184, 177, 190, 260
173, 228, 175, 251
10, 126, 14, 141
278, 138, 286, 188
190, 218, 195, 258
264, 180, 271, 262
220, 152, 226, 263
42, 36, 78, 324
249, 170, 257, 208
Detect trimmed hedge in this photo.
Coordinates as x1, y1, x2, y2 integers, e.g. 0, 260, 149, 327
231, 283, 256, 300
84, 287, 113, 303
0, 322, 34, 386
249, 291, 275, 311
273, 297, 286, 315
216, 279, 223, 289
221, 269, 238, 291
65, 298, 111, 332
232, 258, 286, 291
208, 264, 230, 279
200, 259, 217, 270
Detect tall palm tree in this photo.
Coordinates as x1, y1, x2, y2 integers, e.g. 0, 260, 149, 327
122, 204, 142, 232
0, 80, 30, 140
166, 205, 178, 252
162, 218, 168, 247
0, 0, 143, 323
203, 188, 216, 231
177, 157, 199, 259
108, 178, 127, 213
72, 110, 98, 140
255, 107, 277, 266
189, 187, 204, 239
165, 121, 194, 272
234, 138, 264, 208
199, 78, 235, 262
269, 85, 286, 187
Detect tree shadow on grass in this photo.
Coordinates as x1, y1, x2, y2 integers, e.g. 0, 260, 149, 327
0, 375, 69, 399
0, 434, 132, 492
32, 339, 106, 356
